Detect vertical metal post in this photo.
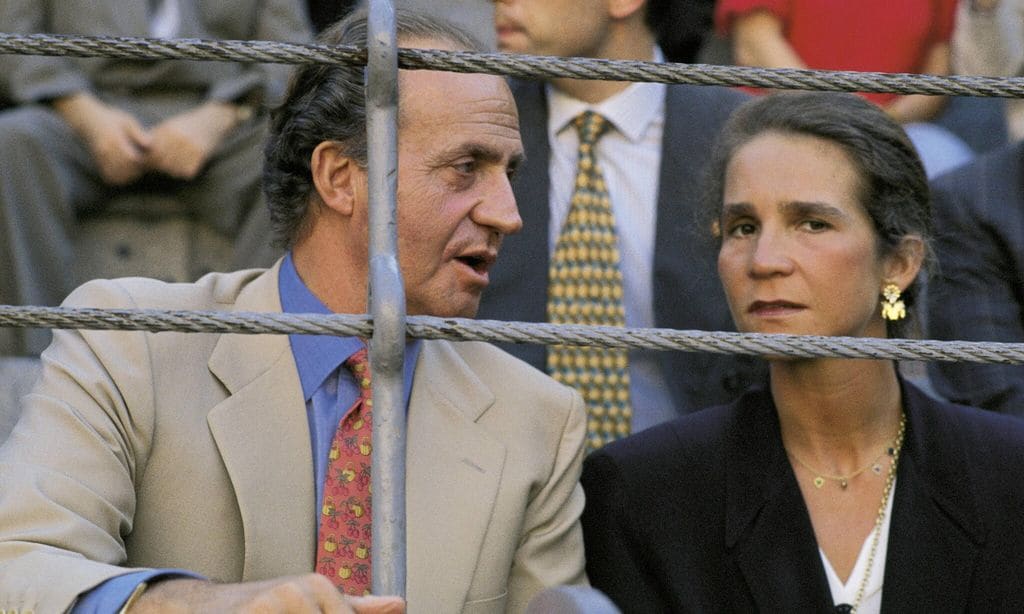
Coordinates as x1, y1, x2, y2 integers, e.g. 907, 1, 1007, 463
366, 0, 406, 599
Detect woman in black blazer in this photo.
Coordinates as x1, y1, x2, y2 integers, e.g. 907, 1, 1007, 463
581, 92, 1024, 614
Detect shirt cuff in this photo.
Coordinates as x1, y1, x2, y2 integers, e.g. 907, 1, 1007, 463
72, 569, 205, 613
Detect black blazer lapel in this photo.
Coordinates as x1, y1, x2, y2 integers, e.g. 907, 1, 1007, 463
881, 384, 984, 612
726, 391, 834, 612
728, 384, 987, 612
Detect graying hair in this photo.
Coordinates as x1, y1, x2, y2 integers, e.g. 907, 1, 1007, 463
262, 8, 487, 247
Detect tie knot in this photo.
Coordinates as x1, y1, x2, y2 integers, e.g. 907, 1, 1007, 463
573, 111, 610, 146
345, 347, 371, 393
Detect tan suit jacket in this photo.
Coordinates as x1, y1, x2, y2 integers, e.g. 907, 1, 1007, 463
0, 262, 587, 613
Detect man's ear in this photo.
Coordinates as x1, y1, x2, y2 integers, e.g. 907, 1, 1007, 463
883, 234, 926, 292
311, 140, 364, 217
608, 0, 646, 20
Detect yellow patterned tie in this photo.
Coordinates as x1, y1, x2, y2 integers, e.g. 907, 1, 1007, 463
548, 111, 631, 450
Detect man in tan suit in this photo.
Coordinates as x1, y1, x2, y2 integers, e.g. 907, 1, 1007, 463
0, 9, 587, 613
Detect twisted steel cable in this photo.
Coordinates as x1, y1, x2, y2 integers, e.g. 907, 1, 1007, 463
0, 305, 1022, 365
1, 33, 1024, 97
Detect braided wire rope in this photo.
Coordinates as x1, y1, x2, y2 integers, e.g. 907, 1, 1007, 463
0, 33, 1020, 366
1, 33, 1024, 97
0, 305, 1022, 365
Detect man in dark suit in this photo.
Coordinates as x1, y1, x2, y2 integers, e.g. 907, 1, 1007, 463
927, 140, 1024, 416
480, 0, 765, 443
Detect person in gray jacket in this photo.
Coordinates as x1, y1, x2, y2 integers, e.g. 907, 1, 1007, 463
0, 0, 312, 356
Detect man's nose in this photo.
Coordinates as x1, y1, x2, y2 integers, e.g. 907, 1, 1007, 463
473, 173, 523, 236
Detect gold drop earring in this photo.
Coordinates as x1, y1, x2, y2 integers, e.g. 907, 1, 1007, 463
880, 282, 906, 321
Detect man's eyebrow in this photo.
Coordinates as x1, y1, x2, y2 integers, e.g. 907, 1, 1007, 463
442, 143, 523, 164
509, 150, 525, 170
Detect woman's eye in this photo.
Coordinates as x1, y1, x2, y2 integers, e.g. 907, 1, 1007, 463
800, 219, 830, 232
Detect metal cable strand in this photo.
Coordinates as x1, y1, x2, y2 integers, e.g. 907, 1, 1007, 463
410, 317, 1024, 364
0, 305, 373, 337
2, 33, 1024, 98
402, 48, 1024, 98
1, 305, 1022, 365
0, 32, 365, 66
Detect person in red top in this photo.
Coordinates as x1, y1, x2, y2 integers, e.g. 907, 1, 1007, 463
716, 0, 973, 177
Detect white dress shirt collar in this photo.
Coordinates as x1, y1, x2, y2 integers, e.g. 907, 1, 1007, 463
546, 47, 666, 144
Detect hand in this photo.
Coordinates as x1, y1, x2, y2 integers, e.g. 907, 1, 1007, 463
145, 101, 240, 180
53, 93, 152, 186
130, 574, 406, 613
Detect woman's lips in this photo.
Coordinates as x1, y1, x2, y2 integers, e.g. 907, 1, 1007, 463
748, 300, 805, 317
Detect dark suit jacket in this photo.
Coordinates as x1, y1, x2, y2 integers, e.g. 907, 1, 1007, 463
581, 380, 1024, 613
927, 141, 1024, 416
477, 80, 767, 413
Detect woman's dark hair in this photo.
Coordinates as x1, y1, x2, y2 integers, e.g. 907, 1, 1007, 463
703, 91, 933, 338
262, 8, 486, 248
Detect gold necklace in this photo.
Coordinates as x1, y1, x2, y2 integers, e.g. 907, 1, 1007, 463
789, 427, 900, 490
850, 412, 906, 613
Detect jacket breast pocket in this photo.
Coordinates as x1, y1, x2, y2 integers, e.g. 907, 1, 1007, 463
461, 590, 508, 613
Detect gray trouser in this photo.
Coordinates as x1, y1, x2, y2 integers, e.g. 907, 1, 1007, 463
0, 105, 270, 355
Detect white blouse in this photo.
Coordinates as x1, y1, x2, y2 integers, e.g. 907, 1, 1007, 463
819, 477, 897, 614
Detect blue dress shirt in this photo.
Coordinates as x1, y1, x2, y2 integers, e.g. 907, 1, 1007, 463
74, 254, 420, 612
279, 254, 421, 522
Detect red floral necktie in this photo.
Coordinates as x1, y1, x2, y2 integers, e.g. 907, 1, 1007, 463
315, 347, 373, 595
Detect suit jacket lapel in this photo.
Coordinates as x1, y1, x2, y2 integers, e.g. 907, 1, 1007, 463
652, 85, 728, 333
507, 79, 552, 309
197, 268, 526, 598
881, 383, 984, 612
725, 391, 833, 611
206, 261, 317, 580
725, 385, 987, 612
509, 78, 552, 268
477, 80, 551, 368
406, 340, 505, 613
